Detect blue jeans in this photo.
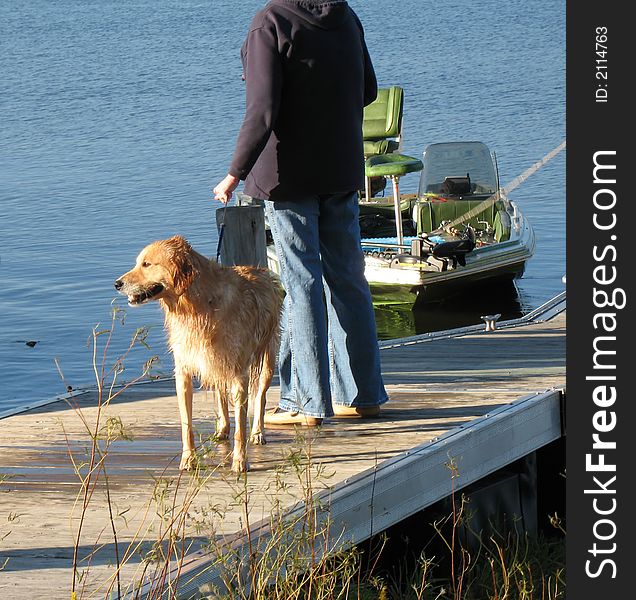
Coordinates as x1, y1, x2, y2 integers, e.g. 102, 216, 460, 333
265, 192, 388, 418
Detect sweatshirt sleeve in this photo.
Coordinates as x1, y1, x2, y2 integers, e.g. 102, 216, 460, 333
362, 39, 378, 107
350, 10, 377, 107
229, 23, 282, 180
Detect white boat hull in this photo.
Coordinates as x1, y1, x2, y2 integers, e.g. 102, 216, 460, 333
367, 202, 533, 280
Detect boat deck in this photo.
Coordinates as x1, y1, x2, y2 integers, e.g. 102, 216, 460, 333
0, 309, 565, 599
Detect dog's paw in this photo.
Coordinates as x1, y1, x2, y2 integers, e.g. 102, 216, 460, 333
179, 450, 196, 471
214, 426, 230, 442
231, 457, 249, 474
249, 431, 267, 445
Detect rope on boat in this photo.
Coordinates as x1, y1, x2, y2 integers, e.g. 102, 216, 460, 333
434, 139, 567, 233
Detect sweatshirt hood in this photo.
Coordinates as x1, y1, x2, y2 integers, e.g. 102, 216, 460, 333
273, 0, 350, 30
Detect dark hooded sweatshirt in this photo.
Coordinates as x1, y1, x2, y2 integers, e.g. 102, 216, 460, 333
228, 0, 377, 201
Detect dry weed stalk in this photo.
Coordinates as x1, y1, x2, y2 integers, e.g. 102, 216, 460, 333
60, 303, 205, 600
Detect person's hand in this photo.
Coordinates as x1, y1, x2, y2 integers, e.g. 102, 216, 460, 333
213, 174, 240, 204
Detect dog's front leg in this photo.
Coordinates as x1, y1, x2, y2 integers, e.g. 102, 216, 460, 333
231, 377, 249, 473
176, 369, 196, 471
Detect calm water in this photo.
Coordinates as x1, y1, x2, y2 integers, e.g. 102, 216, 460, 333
0, 0, 565, 411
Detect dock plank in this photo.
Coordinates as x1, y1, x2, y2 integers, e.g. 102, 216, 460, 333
0, 313, 565, 599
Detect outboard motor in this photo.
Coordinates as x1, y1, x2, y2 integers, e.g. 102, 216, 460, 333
430, 226, 476, 267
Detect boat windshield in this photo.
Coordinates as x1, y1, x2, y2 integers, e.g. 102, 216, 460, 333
418, 142, 498, 196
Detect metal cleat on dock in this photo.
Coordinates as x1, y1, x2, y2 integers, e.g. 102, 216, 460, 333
481, 313, 501, 332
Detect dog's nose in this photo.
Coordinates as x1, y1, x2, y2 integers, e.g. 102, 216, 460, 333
114, 279, 123, 291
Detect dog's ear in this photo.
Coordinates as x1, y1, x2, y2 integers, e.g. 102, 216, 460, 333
164, 236, 197, 295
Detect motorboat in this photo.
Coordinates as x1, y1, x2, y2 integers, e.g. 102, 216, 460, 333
357, 141, 536, 303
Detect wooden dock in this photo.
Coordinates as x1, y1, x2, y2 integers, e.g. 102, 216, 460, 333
0, 305, 565, 599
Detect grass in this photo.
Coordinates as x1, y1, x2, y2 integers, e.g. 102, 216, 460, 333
360, 530, 565, 600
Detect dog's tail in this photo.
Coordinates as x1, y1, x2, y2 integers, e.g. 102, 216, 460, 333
249, 326, 279, 391
249, 298, 281, 397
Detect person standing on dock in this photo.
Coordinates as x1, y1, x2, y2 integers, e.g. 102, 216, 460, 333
213, 0, 387, 425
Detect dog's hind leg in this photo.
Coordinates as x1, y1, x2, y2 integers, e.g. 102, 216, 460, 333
214, 386, 230, 441
231, 376, 249, 473
250, 350, 274, 446
176, 369, 196, 471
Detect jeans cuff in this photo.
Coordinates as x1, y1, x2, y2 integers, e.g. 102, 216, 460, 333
333, 393, 389, 408
279, 397, 333, 419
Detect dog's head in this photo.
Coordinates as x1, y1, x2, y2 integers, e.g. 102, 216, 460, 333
114, 235, 197, 305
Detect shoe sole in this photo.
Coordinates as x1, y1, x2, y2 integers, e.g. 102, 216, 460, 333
332, 405, 381, 418
264, 411, 323, 427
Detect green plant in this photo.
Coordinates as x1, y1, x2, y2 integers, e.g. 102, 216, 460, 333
0, 480, 17, 572
63, 303, 161, 599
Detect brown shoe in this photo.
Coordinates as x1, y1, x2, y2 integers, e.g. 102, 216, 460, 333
332, 404, 381, 418
264, 408, 323, 427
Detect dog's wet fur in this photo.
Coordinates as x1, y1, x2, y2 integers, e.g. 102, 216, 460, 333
115, 235, 282, 473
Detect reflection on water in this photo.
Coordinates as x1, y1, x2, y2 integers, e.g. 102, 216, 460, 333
373, 281, 525, 340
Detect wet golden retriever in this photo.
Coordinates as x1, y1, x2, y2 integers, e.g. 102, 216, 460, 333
115, 235, 282, 473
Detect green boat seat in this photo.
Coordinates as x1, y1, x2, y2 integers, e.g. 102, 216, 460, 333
415, 199, 506, 234
364, 139, 400, 156
363, 87, 403, 144
359, 87, 421, 246
364, 154, 423, 247
362, 86, 405, 201
493, 209, 512, 242
365, 153, 423, 179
